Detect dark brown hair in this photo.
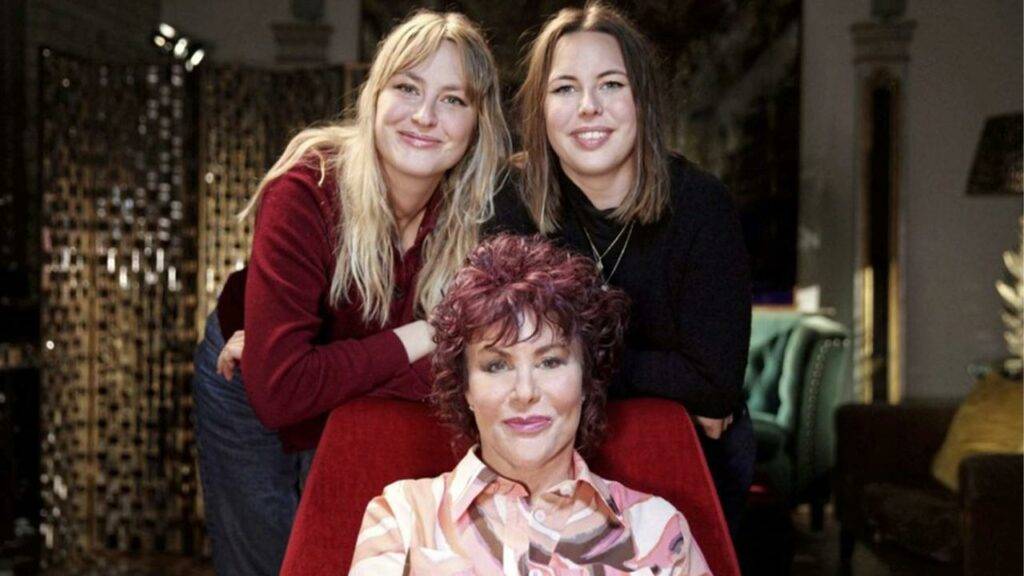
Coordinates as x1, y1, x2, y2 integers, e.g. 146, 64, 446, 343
430, 234, 629, 451
514, 0, 670, 233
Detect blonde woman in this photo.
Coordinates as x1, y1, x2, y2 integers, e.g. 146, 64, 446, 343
191, 10, 508, 575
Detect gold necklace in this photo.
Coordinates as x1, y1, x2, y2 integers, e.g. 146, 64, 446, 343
589, 218, 632, 261
581, 221, 635, 287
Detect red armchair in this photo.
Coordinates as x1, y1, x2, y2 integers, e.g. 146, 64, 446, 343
281, 398, 740, 576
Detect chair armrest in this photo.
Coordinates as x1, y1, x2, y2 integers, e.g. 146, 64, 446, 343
793, 324, 848, 494
960, 453, 1023, 576
834, 403, 957, 528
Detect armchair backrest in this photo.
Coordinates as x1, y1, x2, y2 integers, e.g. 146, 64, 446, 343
745, 310, 805, 431
280, 397, 739, 576
745, 310, 849, 490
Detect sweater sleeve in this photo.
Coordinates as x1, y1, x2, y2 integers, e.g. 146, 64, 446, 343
617, 181, 751, 419
373, 356, 433, 401
242, 168, 412, 430
215, 268, 247, 337
482, 176, 538, 238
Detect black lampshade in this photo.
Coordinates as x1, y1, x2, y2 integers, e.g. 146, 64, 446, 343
967, 112, 1023, 195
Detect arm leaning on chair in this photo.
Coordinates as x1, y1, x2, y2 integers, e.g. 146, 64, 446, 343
241, 167, 434, 434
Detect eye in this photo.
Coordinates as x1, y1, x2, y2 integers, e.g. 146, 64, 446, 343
601, 80, 626, 91
442, 94, 468, 107
539, 356, 566, 369
482, 359, 510, 373
394, 82, 419, 95
550, 84, 576, 95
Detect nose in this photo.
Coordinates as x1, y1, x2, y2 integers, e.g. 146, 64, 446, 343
578, 88, 602, 117
412, 99, 437, 127
511, 366, 540, 405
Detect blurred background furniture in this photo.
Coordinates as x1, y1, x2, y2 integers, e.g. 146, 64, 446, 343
835, 402, 1024, 575
280, 398, 740, 576
744, 310, 850, 527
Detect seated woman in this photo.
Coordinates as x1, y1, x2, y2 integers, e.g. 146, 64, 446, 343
350, 234, 711, 575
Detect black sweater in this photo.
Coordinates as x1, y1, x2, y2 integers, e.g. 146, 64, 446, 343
486, 156, 751, 418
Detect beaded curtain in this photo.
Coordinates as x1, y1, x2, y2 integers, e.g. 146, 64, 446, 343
40, 51, 352, 566
39, 50, 199, 565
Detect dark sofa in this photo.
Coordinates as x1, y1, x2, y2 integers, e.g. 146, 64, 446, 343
835, 402, 1023, 576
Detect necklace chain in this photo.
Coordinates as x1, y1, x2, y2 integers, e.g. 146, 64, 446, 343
590, 217, 631, 260
581, 220, 635, 287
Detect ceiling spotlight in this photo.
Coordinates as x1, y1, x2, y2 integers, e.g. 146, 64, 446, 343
173, 38, 189, 58
152, 23, 206, 71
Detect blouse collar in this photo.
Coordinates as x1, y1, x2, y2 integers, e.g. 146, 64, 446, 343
447, 446, 622, 525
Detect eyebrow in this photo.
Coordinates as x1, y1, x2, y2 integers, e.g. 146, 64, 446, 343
477, 344, 510, 357
476, 342, 569, 356
534, 343, 569, 356
400, 71, 466, 93
548, 69, 628, 83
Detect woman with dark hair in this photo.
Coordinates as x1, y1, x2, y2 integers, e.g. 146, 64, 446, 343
492, 1, 755, 538
351, 234, 711, 575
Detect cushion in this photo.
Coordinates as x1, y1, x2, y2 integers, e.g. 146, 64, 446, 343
744, 332, 789, 415
931, 373, 1023, 491
862, 482, 962, 563
750, 412, 786, 463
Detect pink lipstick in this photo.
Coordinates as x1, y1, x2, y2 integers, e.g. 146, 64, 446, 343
503, 416, 552, 434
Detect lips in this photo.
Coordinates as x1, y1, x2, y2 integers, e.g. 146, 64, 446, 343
503, 415, 552, 434
569, 127, 612, 150
398, 130, 442, 149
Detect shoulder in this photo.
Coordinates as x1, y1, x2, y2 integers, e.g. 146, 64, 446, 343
258, 156, 340, 224
600, 477, 692, 548
666, 153, 734, 216
376, 473, 448, 519
603, 478, 681, 524
484, 167, 538, 237
380, 474, 446, 500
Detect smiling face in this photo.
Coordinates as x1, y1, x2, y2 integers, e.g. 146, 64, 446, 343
374, 41, 478, 190
544, 31, 638, 191
465, 315, 584, 486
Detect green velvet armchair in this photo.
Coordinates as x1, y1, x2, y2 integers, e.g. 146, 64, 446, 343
743, 310, 849, 526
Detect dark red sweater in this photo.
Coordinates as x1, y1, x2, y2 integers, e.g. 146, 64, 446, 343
230, 163, 435, 452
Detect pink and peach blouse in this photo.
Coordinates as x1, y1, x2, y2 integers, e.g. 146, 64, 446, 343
350, 448, 712, 575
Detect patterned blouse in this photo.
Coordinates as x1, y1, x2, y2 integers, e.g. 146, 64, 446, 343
350, 448, 712, 575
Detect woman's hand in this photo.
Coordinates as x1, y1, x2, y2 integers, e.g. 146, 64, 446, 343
695, 414, 733, 440
217, 330, 245, 381
393, 320, 436, 363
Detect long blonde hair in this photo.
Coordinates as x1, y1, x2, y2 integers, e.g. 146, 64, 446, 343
242, 10, 509, 326
515, 1, 669, 234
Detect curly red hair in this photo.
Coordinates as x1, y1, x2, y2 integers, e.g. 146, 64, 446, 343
430, 234, 629, 451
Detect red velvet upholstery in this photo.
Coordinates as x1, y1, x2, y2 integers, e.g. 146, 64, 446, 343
281, 398, 739, 576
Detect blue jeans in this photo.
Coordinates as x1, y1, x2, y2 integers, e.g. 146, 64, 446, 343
699, 407, 756, 543
192, 312, 314, 576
